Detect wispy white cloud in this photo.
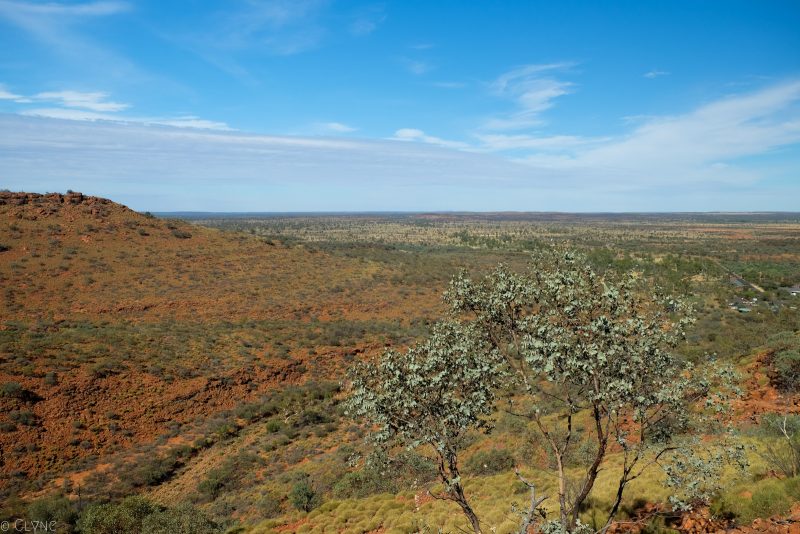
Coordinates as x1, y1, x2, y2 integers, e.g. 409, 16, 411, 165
21, 107, 232, 130
349, 5, 386, 36
0, 0, 144, 83
474, 133, 607, 152
644, 69, 670, 79
6, 82, 229, 130
0, 114, 537, 210
228, 0, 329, 55
484, 63, 575, 130
349, 18, 377, 35
432, 81, 466, 89
314, 121, 357, 133
391, 128, 468, 149
34, 90, 129, 112
0, 0, 129, 18
401, 58, 433, 75
398, 81, 800, 193
146, 116, 233, 131
0, 83, 31, 102
512, 80, 800, 186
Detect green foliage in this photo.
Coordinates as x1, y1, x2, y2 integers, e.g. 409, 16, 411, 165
464, 449, 515, 476
347, 320, 503, 450
27, 494, 78, 533
258, 492, 283, 519
9, 409, 37, 426
714, 477, 800, 524
76, 497, 220, 534
348, 249, 746, 533
0, 381, 24, 398
772, 349, 800, 392
289, 476, 322, 512
758, 413, 800, 478
129, 446, 192, 487
764, 332, 800, 392
140, 503, 221, 533
199, 452, 263, 501
77, 496, 157, 534
171, 229, 192, 239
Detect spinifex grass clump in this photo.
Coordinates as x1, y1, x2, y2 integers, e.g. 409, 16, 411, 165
347, 248, 746, 534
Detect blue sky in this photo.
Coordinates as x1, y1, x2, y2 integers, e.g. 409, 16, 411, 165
1, 0, 799, 211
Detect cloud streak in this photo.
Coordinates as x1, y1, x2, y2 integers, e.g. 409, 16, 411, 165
391, 128, 468, 149
514, 80, 800, 186
33, 90, 129, 112
644, 69, 670, 79
2, 80, 799, 211
484, 63, 575, 130
396, 80, 800, 190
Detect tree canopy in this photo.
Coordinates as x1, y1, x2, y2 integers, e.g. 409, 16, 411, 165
347, 248, 745, 534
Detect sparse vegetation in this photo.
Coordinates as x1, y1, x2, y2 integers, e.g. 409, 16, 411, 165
1, 194, 799, 533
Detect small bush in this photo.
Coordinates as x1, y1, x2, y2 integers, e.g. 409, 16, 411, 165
171, 229, 192, 239
333, 468, 395, 499
0, 381, 24, 398
759, 414, 800, 478
464, 448, 516, 476
258, 492, 282, 519
9, 410, 37, 426
140, 503, 220, 534
289, 476, 322, 512
0, 421, 17, 432
266, 419, 284, 433
27, 494, 78, 533
772, 349, 800, 392
77, 496, 157, 534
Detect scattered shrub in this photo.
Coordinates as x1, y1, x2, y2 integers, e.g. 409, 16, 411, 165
289, 476, 321, 512
0, 381, 24, 398
27, 494, 78, 533
258, 492, 282, 519
140, 503, 221, 534
758, 413, 800, 478
772, 349, 800, 392
0, 421, 17, 432
464, 448, 515, 476
9, 410, 37, 426
171, 229, 192, 239
77, 496, 157, 534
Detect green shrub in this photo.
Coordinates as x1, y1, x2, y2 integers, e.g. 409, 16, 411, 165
0, 421, 17, 432
759, 414, 800, 478
171, 229, 192, 239
129, 452, 185, 487
772, 349, 800, 392
749, 482, 793, 520
9, 410, 37, 426
464, 448, 515, 476
77, 496, 157, 534
265, 419, 283, 433
715, 477, 800, 524
289, 476, 321, 512
0, 381, 24, 398
332, 468, 395, 499
258, 492, 282, 518
27, 494, 78, 533
140, 503, 220, 533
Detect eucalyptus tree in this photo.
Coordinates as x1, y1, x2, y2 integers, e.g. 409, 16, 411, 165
346, 321, 504, 534
348, 248, 744, 534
